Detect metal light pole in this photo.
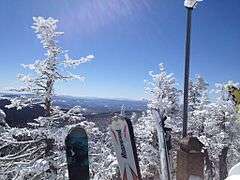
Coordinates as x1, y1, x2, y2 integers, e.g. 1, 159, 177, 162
182, 0, 200, 137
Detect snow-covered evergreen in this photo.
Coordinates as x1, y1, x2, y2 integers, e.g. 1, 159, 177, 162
6, 17, 94, 116
135, 64, 240, 179
198, 82, 240, 180
134, 64, 182, 179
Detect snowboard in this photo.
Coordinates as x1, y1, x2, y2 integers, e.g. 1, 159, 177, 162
65, 126, 89, 180
110, 115, 142, 180
152, 109, 171, 180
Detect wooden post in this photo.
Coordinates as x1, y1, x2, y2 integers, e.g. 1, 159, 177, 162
177, 137, 204, 180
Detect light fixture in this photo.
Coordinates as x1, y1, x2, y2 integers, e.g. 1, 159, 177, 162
184, 0, 202, 8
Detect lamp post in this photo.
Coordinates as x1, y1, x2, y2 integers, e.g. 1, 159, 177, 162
182, 0, 200, 137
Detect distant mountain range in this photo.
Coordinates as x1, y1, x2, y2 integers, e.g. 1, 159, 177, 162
0, 93, 147, 113
53, 95, 147, 113
0, 93, 147, 128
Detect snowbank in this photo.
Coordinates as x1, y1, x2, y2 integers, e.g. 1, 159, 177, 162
0, 109, 6, 122
226, 162, 240, 180
225, 175, 240, 180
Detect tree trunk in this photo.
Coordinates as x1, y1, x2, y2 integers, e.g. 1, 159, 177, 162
205, 149, 214, 180
45, 78, 53, 117
219, 146, 229, 180
45, 98, 51, 117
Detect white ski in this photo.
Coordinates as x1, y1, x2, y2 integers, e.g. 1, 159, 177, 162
110, 116, 141, 180
152, 109, 171, 180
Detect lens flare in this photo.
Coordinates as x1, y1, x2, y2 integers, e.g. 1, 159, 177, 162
60, 0, 155, 35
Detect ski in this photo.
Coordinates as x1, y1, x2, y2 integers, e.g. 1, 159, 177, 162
152, 109, 172, 180
65, 126, 89, 180
110, 115, 142, 180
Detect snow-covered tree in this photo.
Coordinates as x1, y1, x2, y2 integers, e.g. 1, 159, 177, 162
134, 64, 181, 179
134, 112, 160, 179
145, 63, 181, 121
89, 129, 119, 180
187, 78, 240, 179
0, 108, 84, 179
6, 17, 94, 116
135, 64, 240, 179
188, 75, 208, 111
0, 111, 118, 179
198, 82, 240, 180
181, 76, 240, 179
188, 75, 209, 136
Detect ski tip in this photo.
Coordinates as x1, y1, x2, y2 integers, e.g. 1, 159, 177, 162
110, 115, 133, 129
66, 126, 88, 139
110, 115, 124, 127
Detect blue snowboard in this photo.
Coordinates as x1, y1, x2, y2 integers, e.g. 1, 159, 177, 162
65, 126, 89, 180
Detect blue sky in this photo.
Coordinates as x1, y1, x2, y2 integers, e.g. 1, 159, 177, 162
0, 0, 239, 99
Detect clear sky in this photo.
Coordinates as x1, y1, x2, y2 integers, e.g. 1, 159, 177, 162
0, 0, 239, 99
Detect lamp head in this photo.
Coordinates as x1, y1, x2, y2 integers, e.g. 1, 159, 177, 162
184, 0, 202, 8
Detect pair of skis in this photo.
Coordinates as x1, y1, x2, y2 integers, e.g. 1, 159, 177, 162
65, 115, 142, 180
110, 111, 172, 180
65, 111, 171, 180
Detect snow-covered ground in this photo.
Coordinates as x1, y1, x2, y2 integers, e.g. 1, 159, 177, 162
226, 162, 240, 180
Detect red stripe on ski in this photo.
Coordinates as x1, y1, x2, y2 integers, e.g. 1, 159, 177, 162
123, 167, 128, 180
111, 129, 119, 144
129, 166, 139, 180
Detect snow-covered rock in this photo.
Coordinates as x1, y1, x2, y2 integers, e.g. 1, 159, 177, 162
229, 162, 240, 176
